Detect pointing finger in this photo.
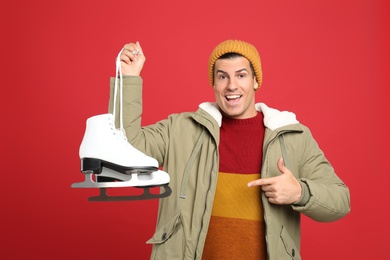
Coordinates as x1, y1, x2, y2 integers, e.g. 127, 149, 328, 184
248, 178, 272, 188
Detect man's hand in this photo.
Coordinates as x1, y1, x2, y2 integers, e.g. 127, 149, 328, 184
120, 41, 145, 76
248, 158, 302, 205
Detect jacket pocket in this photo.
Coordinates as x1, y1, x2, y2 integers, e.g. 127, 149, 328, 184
278, 225, 301, 260
147, 212, 184, 260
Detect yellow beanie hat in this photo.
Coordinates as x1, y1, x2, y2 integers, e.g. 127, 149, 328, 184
208, 39, 262, 88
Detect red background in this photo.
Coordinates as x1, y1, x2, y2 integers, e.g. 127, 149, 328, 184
1, 0, 389, 259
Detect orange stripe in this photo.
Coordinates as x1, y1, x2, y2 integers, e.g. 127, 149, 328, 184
202, 216, 267, 260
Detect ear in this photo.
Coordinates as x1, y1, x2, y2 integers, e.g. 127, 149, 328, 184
254, 81, 259, 90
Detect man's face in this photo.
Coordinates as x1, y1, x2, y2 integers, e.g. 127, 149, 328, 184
213, 57, 258, 119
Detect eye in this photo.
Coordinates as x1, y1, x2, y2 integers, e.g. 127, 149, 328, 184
217, 74, 227, 80
238, 73, 246, 79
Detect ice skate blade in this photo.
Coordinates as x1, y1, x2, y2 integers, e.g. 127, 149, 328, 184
87, 185, 172, 202
71, 168, 169, 188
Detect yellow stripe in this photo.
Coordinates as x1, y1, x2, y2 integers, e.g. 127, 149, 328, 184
211, 172, 262, 221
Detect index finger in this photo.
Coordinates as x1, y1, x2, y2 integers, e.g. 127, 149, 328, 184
122, 42, 141, 56
248, 177, 273, 188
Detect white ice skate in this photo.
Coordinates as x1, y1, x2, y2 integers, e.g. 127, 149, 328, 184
71, 48, 171, 201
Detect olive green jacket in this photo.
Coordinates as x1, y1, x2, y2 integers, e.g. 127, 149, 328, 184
109, 77, 350, 260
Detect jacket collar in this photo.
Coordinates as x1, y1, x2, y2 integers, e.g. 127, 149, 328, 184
199, 102, 299, 130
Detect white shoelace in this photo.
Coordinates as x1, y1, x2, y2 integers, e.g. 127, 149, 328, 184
112, 48, 126, 140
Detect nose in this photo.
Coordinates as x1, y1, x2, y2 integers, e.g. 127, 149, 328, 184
227, 78, 238, 90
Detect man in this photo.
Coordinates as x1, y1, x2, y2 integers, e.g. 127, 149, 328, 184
109, 39, 350, 259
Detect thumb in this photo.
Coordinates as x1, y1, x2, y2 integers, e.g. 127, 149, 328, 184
277, 157, 287, 174
136, 41, 144, 54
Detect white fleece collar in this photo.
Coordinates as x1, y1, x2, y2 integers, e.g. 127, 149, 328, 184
199, 102, 299, 130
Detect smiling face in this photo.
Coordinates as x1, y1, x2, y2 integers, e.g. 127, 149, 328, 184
213, 56, 258, 119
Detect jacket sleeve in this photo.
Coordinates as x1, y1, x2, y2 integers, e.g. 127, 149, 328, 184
289, 125, 351, 222
108, 76, 168, 165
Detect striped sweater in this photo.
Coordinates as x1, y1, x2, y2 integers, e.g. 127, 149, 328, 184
202, 112, 267, 260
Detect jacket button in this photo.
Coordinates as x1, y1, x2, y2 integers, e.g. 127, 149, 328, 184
162, 233, 167, 240
292, 249, 295, 257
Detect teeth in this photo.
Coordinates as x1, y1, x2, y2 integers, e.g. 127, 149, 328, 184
226, 95, 241, 99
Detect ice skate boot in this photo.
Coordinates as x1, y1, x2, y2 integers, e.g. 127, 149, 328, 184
71, 114, 171, 200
